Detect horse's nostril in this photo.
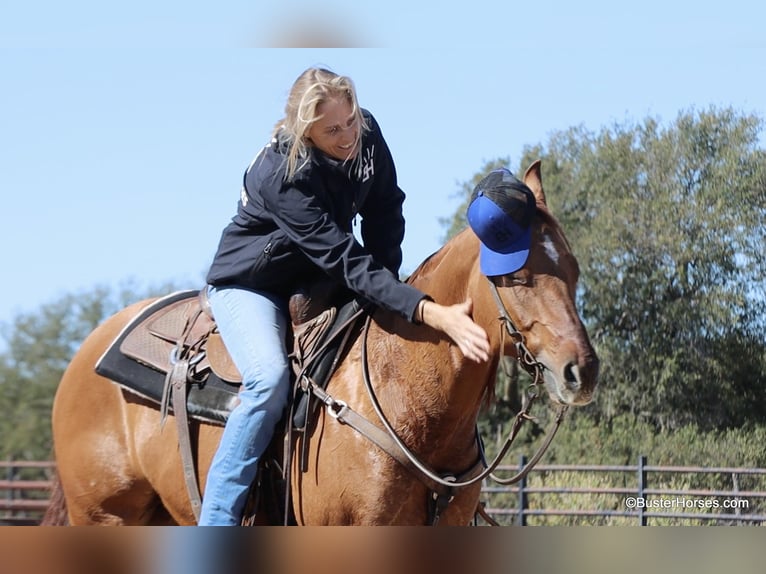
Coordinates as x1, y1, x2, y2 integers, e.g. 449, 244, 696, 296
563, 362, 580, 389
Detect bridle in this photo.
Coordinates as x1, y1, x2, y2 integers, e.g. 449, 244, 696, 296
484, 277, 568, 485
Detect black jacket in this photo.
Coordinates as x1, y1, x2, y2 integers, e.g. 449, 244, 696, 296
206, 111, 425, 321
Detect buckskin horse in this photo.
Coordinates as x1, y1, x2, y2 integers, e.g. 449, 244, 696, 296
42, 160, 599, 526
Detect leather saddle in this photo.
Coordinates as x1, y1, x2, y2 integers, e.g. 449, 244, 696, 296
96, 281, 365, 427
117, 288, 241, 387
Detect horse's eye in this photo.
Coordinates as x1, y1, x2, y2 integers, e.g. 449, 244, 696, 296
501, 272, 531, 286
493, 273, 531, 288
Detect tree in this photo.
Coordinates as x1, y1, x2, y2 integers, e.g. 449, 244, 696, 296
0, 281, 180, 460
444, 107, 766, 431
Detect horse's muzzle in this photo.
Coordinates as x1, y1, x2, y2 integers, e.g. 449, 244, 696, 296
543, 351, 599, 406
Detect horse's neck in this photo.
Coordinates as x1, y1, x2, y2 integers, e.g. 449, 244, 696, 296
376, 231, 500, 451
409, 229, 500, 345
407, 229, 476, 304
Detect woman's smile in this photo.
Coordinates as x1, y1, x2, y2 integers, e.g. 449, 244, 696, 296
308, 97, 360, 161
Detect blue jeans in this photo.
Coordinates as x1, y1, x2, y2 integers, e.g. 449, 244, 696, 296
198, 285, 290, 526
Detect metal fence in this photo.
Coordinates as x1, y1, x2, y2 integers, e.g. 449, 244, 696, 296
480, 455, 766, 525
3, 458, 766, 525
0, 460, 55, 525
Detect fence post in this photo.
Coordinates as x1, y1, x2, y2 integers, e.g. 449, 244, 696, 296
732, 472, 742, 526
637, 455, 647, 526
516, 454, 528, 526
6, 460, 16, 505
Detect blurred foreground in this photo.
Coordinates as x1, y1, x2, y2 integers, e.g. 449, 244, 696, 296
0, 527, 763, 574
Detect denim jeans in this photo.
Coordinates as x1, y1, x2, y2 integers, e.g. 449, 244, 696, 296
197, 285, 290, 526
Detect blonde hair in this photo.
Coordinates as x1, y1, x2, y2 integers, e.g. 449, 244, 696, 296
273, 67, 369, 181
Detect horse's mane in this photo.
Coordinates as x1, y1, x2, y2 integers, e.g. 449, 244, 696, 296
404, 250, 440, 285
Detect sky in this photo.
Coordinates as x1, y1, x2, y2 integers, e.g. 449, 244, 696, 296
1, 1, 765, 328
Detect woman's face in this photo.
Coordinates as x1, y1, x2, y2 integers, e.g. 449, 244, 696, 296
307, 97, 360, 161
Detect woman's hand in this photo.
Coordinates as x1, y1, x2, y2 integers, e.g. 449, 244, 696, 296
418, 298, 490, 362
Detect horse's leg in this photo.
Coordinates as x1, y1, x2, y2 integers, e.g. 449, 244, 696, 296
51, 301, 162, 526
127, 397, 223, 525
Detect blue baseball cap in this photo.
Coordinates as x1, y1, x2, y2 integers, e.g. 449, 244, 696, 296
466, 168, 536, 276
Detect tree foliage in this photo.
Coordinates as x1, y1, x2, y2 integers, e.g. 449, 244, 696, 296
0, 281, 179, 460
447, 106, 766, 432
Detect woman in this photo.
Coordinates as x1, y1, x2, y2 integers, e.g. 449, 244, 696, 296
200, 66, 490, 525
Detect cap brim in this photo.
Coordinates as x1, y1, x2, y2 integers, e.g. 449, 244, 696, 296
479, 226, 532, 276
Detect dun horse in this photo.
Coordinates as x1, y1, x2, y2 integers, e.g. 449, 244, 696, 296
43, 160, 599, 525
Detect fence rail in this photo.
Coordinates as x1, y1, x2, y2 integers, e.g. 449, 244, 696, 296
2, 459, 766, 525
480, 455, 766, 525
0, 461, 55, 525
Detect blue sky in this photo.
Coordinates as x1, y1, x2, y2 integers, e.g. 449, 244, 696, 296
1, 2, 765, 326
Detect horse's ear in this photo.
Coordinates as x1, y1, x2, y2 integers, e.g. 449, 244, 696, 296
523, 160, 547, 205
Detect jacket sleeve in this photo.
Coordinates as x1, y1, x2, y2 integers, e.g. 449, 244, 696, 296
358, 116, 406, 275
259, 173, 425, 322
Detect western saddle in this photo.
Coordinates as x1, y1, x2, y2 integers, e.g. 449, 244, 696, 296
105, 281, 367, 523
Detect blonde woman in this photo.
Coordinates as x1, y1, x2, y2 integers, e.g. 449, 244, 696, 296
201, 67, 489, 525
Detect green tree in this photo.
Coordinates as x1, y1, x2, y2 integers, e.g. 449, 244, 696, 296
522, 107, 766, 430
0, 281, 180, 460
444, 107, 766, 432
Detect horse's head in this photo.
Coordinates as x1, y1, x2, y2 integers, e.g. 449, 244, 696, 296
469, 160, 600, 407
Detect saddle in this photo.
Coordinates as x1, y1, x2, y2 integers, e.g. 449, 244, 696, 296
95, 281, 368, 523
120, 289, 240, 385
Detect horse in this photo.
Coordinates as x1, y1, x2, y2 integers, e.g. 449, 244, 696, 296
42, 160, 599, 526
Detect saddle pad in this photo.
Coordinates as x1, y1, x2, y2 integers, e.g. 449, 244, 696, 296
95, 290, 239, 426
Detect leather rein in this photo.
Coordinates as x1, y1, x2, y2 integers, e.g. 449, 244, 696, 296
303, 276, 567, 525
